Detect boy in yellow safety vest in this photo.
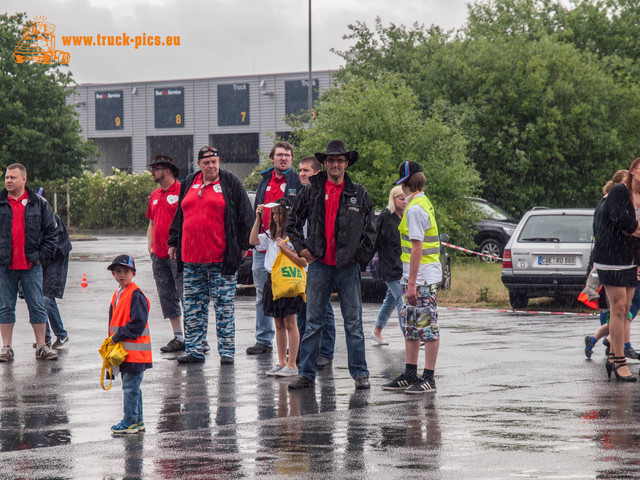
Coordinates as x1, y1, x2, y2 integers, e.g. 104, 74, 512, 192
382, 161, 441, 394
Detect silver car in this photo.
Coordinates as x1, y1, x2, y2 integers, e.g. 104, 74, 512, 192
501, 207, 594, 309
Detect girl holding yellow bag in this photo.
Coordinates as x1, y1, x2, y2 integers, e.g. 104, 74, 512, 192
250, 199, 307, 377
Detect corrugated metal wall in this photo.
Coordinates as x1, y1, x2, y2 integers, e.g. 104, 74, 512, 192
68, 71, 333, 181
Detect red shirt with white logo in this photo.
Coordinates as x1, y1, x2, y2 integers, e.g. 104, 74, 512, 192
180, 173, 226, 263
9, 191, 32, 270
261, 171, 287, 231
321, 181, 344, 266
146, 180, 181, 259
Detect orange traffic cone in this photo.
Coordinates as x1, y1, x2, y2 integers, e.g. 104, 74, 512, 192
80, 273, 88, 288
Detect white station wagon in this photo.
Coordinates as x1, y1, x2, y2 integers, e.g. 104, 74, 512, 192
501, 208, 594, 309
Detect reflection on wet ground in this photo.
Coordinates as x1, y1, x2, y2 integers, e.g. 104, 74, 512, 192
1, 236, 640, 477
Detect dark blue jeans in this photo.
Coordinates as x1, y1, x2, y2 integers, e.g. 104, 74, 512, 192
298, 262, 368, 381
121, 370, 144, 425
297, 301, 336, 360
0, 265, 46, 325
252, 250, 274, 347
44, 296, 68, 343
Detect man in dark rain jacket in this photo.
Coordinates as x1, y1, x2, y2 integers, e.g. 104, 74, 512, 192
286, 140, 376, 390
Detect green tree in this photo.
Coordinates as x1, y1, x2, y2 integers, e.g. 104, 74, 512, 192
288, 73, 481, 244
0, 13, 96, 182
334, 13, 640, 215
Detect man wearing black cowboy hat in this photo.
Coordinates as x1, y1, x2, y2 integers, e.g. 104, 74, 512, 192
286, 140, 376, 390
146, 155, 186, 354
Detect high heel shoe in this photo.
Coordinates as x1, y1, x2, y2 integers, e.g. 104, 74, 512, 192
610, 356, 638, 382
605, 351, 616, 378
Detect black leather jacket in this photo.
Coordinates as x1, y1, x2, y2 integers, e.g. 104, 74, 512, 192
375, 208, 403, 282
0, 187, 57, 267
287, 171, 376, 269
168, 169, 253, 275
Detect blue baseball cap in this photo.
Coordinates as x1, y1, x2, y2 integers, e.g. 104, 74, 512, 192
394, 161, 423, 184
107, 254, 136, 272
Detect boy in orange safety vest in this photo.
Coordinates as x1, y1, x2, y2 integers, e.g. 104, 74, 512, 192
107, 254, 152, 435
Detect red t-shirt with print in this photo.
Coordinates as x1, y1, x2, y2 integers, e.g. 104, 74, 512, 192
261, 171, 287, 231
180, 173, 226, 263
146, 180, 181, 259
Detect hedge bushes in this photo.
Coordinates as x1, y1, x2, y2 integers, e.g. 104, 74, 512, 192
40, 170, 156, 230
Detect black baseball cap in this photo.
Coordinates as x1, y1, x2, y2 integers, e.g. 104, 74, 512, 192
394, 161, 423, 184
198, 146, 219, 160
107, 254, 136, 272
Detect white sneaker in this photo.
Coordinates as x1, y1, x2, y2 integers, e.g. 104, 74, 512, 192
370, 332, 389, 345
274, 366, 298, 377
266, 364, 284, 376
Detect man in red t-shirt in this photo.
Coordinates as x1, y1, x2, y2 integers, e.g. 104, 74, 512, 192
167, 146, 253, 365
146, 155, 187, 354
286, 141, 376, 390
0, 164, 58, 362
246, 141, 302, 355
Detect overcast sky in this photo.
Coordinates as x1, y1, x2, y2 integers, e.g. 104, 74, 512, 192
7, 0, 471, 85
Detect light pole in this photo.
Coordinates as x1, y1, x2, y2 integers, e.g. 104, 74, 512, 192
308, 0, 313, 122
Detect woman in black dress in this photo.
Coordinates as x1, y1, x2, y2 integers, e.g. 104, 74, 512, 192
593, 158, 640, 380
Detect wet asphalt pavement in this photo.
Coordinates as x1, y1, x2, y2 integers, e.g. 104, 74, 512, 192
1, 235, 639, 479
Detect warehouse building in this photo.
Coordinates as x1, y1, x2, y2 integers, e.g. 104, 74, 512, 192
67, 70, 333, 180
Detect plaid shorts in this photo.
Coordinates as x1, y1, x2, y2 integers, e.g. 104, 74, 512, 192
400, 283, 439, 342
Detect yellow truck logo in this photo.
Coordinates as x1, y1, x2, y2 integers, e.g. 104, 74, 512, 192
13, 16, 70, 65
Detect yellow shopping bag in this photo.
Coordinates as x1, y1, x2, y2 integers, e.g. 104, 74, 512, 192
98, 337, 128, 390
271, 250, 306, 302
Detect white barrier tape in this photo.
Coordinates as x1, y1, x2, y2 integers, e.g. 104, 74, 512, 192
441, 306, 598, 316
440, 241, 502, 261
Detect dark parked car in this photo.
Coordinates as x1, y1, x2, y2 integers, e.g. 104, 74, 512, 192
469, 197, 518, 262
237, 191, 256, 286
360, 232, 452, 302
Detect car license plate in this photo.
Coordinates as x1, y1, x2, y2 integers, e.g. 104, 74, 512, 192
538, 256, 576, 265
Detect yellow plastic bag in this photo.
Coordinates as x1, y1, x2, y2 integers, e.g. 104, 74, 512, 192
98, 337, 128, 390
271, 250, 306, 302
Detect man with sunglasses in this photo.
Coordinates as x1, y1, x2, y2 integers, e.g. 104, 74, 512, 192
246, 141, 302, 355
146, 155, 189, 354
168, 147, 253, 364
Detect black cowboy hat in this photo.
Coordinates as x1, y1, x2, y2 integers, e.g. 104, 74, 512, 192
148, 154, 180, 177
314, 140, 359, 167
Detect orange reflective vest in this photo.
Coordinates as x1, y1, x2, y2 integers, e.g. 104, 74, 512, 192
109, 282, 152, 363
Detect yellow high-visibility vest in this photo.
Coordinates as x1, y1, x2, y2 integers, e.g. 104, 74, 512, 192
398, 194, 440, 265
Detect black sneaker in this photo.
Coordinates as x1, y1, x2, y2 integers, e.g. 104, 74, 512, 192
246, 343, 272, 355
177, 354, 205, 364
354, 374, 370, 390
203, 341, 211, 353
381, 373, 416, 391
160, 337, 185, 353
405, 376, 436, 394
584, 336, 594, 359
625, 348, 640, 360
317, 356, 333, 370
52, 336, 69, 349
288, 375, 315, 389
220, 356, 234, 365
603, 338, 610, 356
